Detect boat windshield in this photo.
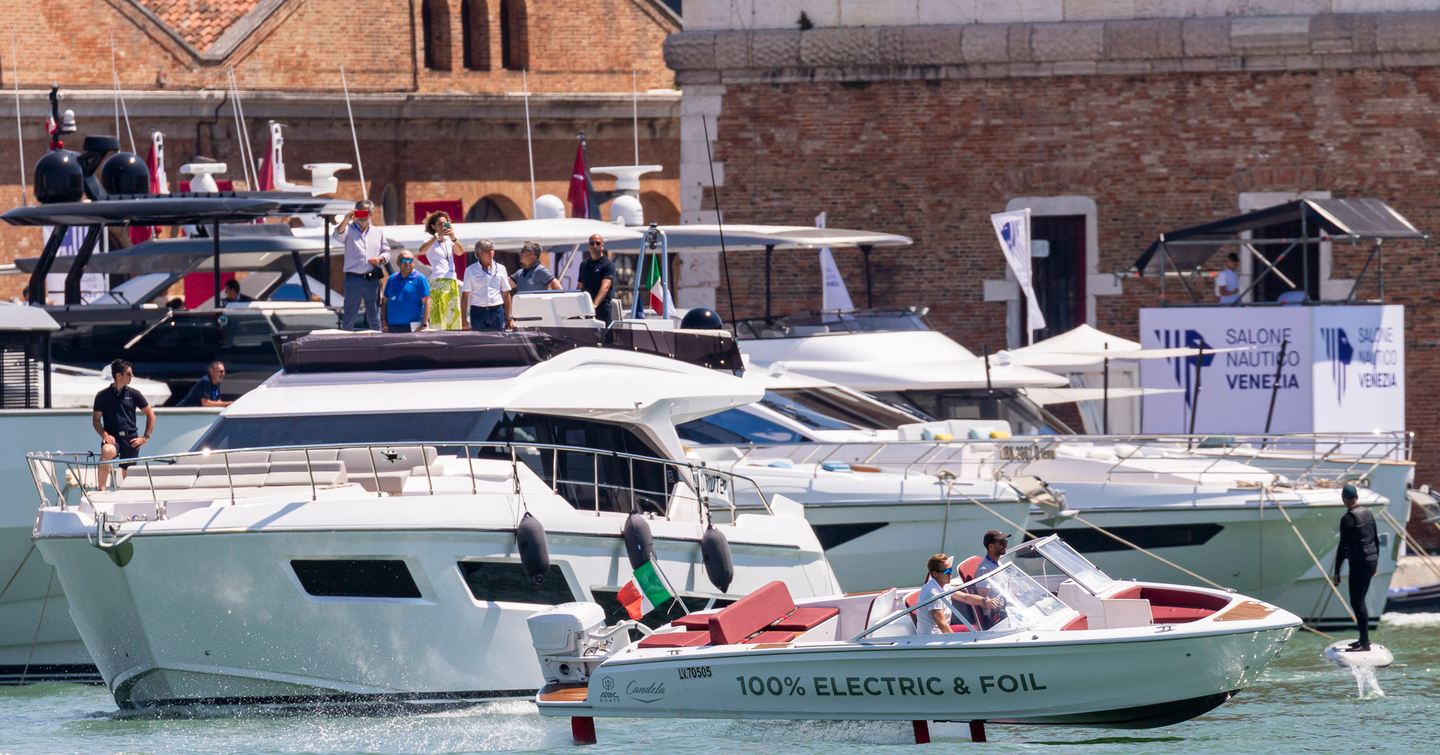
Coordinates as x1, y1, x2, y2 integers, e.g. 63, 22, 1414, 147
733, 309, 932, 339
959, 564, 1069, 631
870, 388, 1073, 435
1005, 537, 1115, 596
768, 387, 922, 430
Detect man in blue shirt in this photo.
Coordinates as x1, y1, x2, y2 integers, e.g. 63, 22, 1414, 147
974, 530, 1009, 580
381, 252, 431, 332
179, 361, 232, 407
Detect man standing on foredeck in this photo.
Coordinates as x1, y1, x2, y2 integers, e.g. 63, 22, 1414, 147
1332, 483, 1379, 652
92, 359, 156, 490
333, 199, 391, 330
578, 234, 617, 324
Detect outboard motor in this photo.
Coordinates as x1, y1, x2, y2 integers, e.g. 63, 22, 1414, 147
528, 602, 632, 685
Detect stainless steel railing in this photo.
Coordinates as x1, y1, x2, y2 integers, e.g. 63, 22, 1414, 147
27, 440, 772, 523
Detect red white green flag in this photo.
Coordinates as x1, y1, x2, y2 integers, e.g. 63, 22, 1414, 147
617, 561, 674, 620
641, 253, 670, 316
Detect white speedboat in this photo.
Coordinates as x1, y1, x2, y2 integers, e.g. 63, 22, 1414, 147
30, 332, 838, 709
530, 535, 1299, 743
735, 309, 1398, 628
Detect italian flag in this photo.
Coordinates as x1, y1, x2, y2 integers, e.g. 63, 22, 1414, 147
641, 253, 669, 316
617, 560, 674, 620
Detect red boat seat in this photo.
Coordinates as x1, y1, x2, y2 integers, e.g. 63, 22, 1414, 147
638, 631, 711, 649
1151, 606, 1213, 623
672, 612, 716, 631
770, 606, 840, 632
744, 630, 799, 644
709, 581, 796, 645
948, 623, 971, 633
955, 555, 981, 582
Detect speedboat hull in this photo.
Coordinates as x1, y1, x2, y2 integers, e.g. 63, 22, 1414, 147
557, 626, 1293, 726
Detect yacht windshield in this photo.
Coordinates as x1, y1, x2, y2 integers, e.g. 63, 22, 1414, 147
734, 309, 931, 339
902, 563, 1067, 634
872, 388, 1073, 435
757, 391, 861, 431
1006, 537, 1115, 596
769, 387, 921, 430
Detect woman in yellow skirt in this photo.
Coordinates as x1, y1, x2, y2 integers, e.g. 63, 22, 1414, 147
419, 211, 463, 330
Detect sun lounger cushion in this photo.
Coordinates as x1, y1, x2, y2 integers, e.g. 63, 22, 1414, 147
769, 606, 839, 632
672, 612, 716, 631
638, 632, 711, 649
744, 631, 798, 644
709, 581, 795, 645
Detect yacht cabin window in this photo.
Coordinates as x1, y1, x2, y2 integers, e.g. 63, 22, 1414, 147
676, 408, 808, 446
871, 388, 1074, 435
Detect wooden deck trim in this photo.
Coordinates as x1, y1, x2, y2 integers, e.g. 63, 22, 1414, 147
537, 684, 589, 702
1213, 600, 1276, 622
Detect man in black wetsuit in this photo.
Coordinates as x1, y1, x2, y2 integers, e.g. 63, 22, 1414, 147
1332, 483, 1379, 652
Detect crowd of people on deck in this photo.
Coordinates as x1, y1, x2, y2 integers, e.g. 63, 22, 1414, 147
333, 200, 618, 333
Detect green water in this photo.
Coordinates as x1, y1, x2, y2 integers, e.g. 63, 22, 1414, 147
2, 614, 1436, 753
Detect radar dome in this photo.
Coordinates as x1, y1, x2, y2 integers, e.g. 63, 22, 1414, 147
609, 194, 643, 226
34, 150, 84, 203
533, 194, 565, 219
99, 152, 151, 195
680, 307, 724, 331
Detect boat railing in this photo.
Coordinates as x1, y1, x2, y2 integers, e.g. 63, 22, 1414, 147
722, 431, 1411, 488
26, 440, 772, 523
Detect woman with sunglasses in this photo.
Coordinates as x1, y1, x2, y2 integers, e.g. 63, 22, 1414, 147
419, 211, 463, 330
916, 553, 1000, 634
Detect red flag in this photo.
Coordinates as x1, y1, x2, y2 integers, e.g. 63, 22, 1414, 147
616, 580, 645, 621
567, 138, 589, 218
257, 134, 276, 191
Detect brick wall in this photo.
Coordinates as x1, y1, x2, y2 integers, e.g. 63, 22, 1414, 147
673, 12, 1440, 480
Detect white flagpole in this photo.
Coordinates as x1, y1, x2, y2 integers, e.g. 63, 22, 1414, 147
523, 69, 536, 214
1025, 208, 1035, 346
11, 33, 26, 206
339, 65, 367, 200
631, 69, 639, 165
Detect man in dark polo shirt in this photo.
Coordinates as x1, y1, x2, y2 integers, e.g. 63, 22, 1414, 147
578, 234, 617, 324
92, 359, 157, 489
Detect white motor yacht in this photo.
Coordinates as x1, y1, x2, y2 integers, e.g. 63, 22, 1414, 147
30, 332, 838, 709
680, 365, 1030, 592
530, 536, 1299, 743
735, 310, 1402, 628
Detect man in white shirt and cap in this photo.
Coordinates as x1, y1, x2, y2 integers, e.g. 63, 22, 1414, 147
332, 199, 391, 330
1215, 252, 1241, 304
461, 239, 514, 331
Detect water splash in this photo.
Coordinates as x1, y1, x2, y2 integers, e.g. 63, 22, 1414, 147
1380, 611, 1440, 628
1346, 664, 1385, 699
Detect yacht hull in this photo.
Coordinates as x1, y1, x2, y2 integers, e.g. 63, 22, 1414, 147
36, 506, 835, 709
548, 626, 1294, 726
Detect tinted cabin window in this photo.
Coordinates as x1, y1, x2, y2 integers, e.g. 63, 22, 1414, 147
489, 412, 671, 515
292, 559, 421, 598
677, 408, 808, 445
458, 561, 573, 604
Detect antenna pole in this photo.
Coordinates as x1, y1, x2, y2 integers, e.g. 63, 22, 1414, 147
339, 65, 367, 200
523, 68, 536, 213
225, 70, 254, 189
230, 68, 258, 190
109, 33, 120, 140
631, 70, 639, 165
701, 116, 737, 327
11, 33, 26, 206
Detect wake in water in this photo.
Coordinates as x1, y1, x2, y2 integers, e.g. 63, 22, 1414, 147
1345, 665, 1385, 699
1380, 611, 1440, 628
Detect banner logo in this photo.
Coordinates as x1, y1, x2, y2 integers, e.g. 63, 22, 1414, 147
1320, 326, 1354, 403
1156, 328, 1214, 407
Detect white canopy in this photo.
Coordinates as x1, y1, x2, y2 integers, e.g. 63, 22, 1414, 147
1000, 324, 1141, 370
606, 224, 912, 254
295, 217, 643, 253
1025, 386, 1184, 405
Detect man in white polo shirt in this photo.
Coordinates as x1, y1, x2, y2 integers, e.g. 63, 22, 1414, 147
461, 239, 514, 331
915, 553, 999, 634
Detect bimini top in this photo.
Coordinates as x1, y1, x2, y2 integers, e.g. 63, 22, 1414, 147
278, 329, 744, 375
1131, 198, 1425, 275
294, 216, 644, 252
14, 227, 328, 275
238, 340, 761, 425
1, 192, 353, 227
606, 224, 913, 255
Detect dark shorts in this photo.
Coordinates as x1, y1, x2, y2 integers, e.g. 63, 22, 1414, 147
111, 432, 141, 469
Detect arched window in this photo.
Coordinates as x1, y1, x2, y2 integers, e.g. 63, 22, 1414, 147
499, 0, 527, 71
422, 0, 452, 71
461, 0, 489, 71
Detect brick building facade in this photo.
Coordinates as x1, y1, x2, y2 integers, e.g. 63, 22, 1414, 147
665, 1, 1440, 492
0, 0, 683, 293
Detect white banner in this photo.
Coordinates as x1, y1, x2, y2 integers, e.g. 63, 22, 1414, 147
43, 227, 108, 304
816, 212, 853, 311
1138, 305, 1404, 435
991, 210, 1044, 336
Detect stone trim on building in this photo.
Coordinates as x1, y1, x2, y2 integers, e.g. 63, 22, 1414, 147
666, 10, 1440, 84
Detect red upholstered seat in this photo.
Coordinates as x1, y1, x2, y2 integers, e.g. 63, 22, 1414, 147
639, 631, 711, 649
744, 630, 798, 644
770, 606, 840, 632
709, 581, 796, 645
1151, 606, 1214, 623
948, 623, 972, 633
955, 555, 982, 582
672, 612, 716, 631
